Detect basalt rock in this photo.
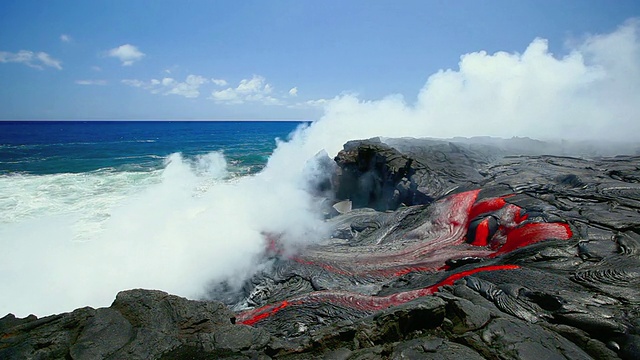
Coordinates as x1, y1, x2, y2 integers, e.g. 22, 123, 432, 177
0, 289, 269, 360
332, 138, 494, 211
3, 138, 640, 359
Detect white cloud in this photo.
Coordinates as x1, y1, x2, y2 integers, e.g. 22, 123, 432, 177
76, 80, 107, 86
210, 75, 282, 105
210, 88, 241, 103
166, 75, 208, 98
289, 87, 298, 96
121, 79, 145, 88
122, 74, 209, 98
161, 77, 176, 87
0, 50, 62, 70
123, 73, 293, 104
236, 76, 269, 94
212, 78, 228, 86
108, 44, 145, 66
60, 34, 72, 43
287, 98, 330, 109
305, 98, 329, 107
37, 52, 63, 70
91, 66, 102, 72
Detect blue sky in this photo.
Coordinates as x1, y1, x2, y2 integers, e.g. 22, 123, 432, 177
0, 1, 638, 120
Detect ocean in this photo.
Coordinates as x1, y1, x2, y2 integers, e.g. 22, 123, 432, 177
0, 121, 305, 175
0, 120, 314, 317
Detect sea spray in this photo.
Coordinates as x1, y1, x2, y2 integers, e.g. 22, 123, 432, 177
0, 147, 331, 317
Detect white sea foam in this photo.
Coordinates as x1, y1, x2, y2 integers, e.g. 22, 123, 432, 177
1, 20, 639, 317
0, 151, 327, 316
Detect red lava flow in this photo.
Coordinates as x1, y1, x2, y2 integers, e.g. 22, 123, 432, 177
239, 190, 573, 326
237, 264, 521, 326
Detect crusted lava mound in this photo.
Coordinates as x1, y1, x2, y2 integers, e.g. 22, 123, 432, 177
2, 137, 640, 360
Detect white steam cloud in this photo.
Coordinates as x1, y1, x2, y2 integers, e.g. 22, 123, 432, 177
1, 20, 639, 317
289, 19, 639, 159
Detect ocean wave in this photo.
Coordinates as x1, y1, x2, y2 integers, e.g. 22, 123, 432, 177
0, 147, 325, 317
113, 155, 163, 160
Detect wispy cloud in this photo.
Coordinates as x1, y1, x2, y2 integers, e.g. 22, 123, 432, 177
288, 87, 298, 96
123, 73, 296, 105
108, 44, 145, 66
60, 34, 72, 43
76, 79, 107, 86
0, 50, 62, 70
304, 98, 328, 107
211, 78, 228, 86
166, 75, 208, 98
210, 75, 281, 105
288, 98, 330, 109
122, 79, 145, 88
37, 53, 63, 70
122, 74, 209, 98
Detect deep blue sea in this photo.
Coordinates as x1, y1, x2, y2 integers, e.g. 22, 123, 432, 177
0, 121, 305, 175
0, 120, 314, 317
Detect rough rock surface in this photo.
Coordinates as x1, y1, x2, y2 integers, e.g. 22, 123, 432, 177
0, 289, 272, 359
2, 137, 640, 359
333, 138, 497, 211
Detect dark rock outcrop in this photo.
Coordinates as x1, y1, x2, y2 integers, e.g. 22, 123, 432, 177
3, 137, 640, 359
0, 289, 269, 360
333, 138, 498, 211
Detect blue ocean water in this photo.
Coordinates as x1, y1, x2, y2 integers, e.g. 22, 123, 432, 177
0, 121, 305, 175
0, 120, 315, 317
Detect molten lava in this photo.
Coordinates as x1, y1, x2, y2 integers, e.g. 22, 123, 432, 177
239, 190, 573, 326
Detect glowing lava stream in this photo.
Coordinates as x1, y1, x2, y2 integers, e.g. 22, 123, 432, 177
286, 190, 572, 277
287, 190, 484, 276
236, 264, 521, 326
239, 190, 573, 326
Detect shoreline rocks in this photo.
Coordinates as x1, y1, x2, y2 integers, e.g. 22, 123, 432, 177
1, 289, 269, 359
